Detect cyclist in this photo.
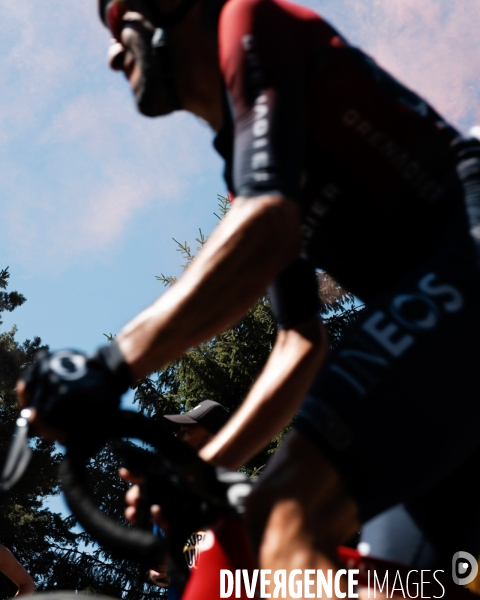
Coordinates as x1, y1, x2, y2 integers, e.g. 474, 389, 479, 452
17, 0, 480, 595
0, 544, 35, 597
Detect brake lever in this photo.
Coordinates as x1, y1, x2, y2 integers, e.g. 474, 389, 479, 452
112, 439, 191, 590
0, 409, 33, 494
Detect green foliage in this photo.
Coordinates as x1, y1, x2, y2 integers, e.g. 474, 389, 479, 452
0, 268, 26, 327
0, 269, 162, 600
0, 269, 74, 599
0, 203, 362, 598
136, 196, 363, 475
60, 446, 166, 600
136, 292, 277, 474
1, 192, 364, 597
317, 271, 364, 348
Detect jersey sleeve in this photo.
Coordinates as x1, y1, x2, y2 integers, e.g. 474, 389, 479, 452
218, 0, 309, 201
268, 257, 321, 329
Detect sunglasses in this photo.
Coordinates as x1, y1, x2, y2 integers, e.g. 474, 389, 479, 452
101, 0, 192, 40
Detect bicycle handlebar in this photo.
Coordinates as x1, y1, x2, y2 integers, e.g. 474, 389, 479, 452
58, 410, 251, 570
59, 411, 168, 565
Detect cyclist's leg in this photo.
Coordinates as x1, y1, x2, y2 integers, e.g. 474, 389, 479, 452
359, 138, 480, 587
246, 298, 479, 598
245, 430, 360, 597
246, 271, 480, 598
246, 169, 480, 598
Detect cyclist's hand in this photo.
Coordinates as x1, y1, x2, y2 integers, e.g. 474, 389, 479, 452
149, 566, 170, 588
120, 468, 169, 532
16, 342, 132, 442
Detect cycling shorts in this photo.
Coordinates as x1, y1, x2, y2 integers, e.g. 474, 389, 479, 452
294, 140, 480, 537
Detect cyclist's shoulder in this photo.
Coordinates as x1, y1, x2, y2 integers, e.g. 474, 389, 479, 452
218, 0, 272, 36
218, 0, 336, 81
219, 0, 326, 36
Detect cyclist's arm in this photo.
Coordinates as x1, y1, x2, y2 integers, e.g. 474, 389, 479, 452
199, 315, 327, 469
117, 193, 303, 378
0, 545, 35, 597
118, 0, 310, 378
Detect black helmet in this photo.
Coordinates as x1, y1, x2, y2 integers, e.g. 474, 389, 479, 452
98, 0, 200, 33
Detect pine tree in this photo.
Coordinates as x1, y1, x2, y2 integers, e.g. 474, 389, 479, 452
0, 267, 74, 598
0, 268, 162, 600
0, 195, 363, 597
134, 197, 363, 475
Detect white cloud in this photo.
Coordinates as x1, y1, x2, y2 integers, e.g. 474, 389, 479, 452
0, 2, 220, 273
1, 0, 479, 275
312, 0, 480, 131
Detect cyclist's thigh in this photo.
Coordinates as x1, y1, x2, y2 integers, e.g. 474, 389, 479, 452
245, 430, 360, 553
295, 222, 480, 523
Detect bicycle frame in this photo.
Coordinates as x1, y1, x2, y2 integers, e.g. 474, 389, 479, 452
183, 516, 255, 600
181, 524, 477, 599
3, 409, 476, 600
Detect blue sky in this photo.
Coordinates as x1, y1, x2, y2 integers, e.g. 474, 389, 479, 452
1, 0, 480, 514
2, 0, 479, 355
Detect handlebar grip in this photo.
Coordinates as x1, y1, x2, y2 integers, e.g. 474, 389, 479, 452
58, 410, 237, 569
58, 410, 169, 566
59, 456, 166, 566
136, 482, 155, 531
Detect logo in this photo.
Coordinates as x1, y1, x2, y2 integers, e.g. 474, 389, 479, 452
49, 352, 87, 381
452, 551, 478, 585
183, 532, 206, 569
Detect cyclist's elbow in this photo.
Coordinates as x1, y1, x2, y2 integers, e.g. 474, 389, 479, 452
234, 194, 302, 265
277, 317, 329, 362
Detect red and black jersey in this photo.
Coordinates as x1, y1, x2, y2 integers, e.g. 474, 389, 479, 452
213, 0, 463, 317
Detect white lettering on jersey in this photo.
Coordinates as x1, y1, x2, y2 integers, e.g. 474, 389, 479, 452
242, 35, 273, 183
342, 108, 444, 203
330, 273, 464, 395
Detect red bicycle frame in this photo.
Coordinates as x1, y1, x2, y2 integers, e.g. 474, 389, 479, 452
183, 519, 477, 599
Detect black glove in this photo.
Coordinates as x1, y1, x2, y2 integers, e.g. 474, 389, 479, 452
21, 340, 133, 436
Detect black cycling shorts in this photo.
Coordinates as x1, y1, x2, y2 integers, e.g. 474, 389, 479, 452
294, 140, 480, 541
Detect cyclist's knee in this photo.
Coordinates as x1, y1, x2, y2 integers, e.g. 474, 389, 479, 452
244, 440, 307, 557
244, 431, 360, 561
251, 496, 317, 565
243, 476, 277, 558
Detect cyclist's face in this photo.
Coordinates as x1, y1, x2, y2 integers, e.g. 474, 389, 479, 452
106, 1, 173, 116
175, 424, 213, 450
